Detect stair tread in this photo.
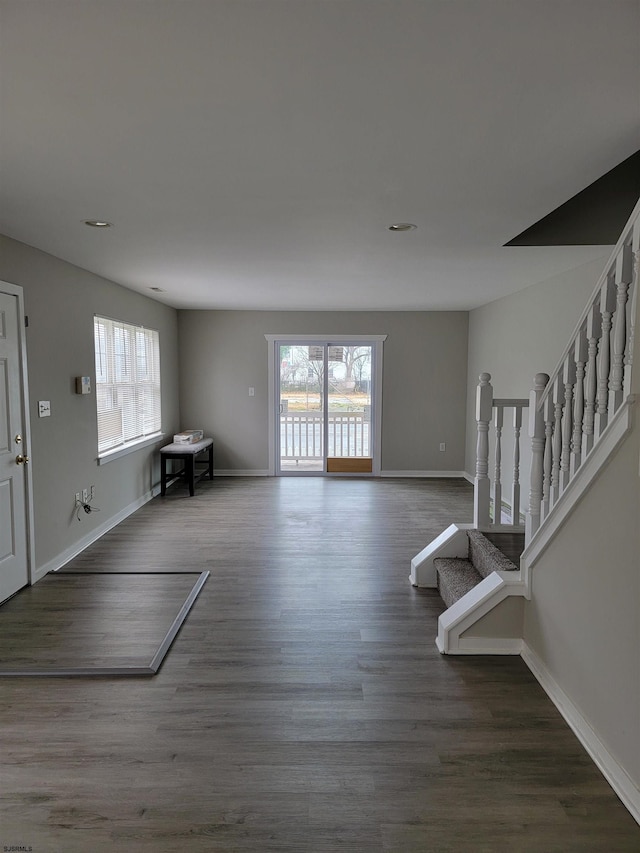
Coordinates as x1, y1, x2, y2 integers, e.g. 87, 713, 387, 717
434, 558, 483, 609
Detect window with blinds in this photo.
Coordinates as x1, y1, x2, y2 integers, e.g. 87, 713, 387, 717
94, 316, 161, 455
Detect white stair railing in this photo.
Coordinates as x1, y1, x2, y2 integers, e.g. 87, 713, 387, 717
474, 373, 529, 530
526, 198, 639, 542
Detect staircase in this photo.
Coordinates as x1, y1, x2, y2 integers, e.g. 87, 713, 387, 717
412, 194, 639, 656
435, 530, 518, 607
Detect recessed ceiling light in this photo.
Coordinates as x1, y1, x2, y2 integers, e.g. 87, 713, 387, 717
149, 287, 166, 292
83, 219, 112, 228
388, 223, 417, 232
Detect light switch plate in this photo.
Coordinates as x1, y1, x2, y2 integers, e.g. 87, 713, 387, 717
38, 400, 51, 418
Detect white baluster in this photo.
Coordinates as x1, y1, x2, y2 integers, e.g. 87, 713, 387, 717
582, 303, 601, 458
560, 356, 575, 491
292, 416, 296, 458
512, 406, 522, 527
609, 244, 632, 413
551, 378, 563, 507
493, 406, 503, 524
474, 372, 493, 529
570, 326, 587, 476
542, 395, 553, 520
625, 250, 638, 394
596, 273, 616, 437
526, 373, 549, 542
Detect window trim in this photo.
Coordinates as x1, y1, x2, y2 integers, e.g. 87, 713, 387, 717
94, 315, 162, 459
96, 432, 165, 465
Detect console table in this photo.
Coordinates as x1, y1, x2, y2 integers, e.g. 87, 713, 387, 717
160, 438, 213, 496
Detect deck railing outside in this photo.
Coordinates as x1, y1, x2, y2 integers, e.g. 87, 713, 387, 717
280, 411, 370, 460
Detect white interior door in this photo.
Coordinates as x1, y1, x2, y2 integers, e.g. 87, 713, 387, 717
0, 289, 29, 603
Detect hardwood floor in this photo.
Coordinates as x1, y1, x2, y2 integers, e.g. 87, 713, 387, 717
1, 477, 638, 851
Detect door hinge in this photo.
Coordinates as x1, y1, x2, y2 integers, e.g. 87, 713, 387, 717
24, 315, 29, 327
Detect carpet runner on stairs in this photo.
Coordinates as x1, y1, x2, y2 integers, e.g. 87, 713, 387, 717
434, 530, 518, 609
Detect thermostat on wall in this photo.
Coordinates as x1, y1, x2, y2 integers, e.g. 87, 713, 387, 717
75, 376, 91, 395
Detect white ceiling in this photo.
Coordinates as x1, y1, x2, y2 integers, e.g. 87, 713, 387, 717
1, 1, 638, 311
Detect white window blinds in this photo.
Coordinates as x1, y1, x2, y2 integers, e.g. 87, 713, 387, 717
94, 316, 161, 454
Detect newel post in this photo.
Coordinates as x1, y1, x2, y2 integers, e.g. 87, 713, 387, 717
474, 372, 493, 528
526, 372, 549, 542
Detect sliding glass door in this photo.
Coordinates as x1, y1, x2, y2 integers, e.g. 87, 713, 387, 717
278, 343, 325, 473
326, 344, 372, 472
275, 340, 378, 475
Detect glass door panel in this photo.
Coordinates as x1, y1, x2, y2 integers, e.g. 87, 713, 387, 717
326, 345, 372, 473
278, 344, 324, 472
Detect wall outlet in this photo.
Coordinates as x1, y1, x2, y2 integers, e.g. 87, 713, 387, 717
75, 492, 81, 504
439, 442, 446, 452
249, 387, 255, 397
90, 485, 95, 500
82, 488, 88, 502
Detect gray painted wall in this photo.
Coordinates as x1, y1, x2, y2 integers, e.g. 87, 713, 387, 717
524, 422, 640, 786
0, 234, 180, 573
177, 310, 469, 473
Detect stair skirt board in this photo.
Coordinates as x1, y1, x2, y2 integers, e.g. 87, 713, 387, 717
410, 523, 473, 587
436, 572, 526, 655
523, 397, 635, 569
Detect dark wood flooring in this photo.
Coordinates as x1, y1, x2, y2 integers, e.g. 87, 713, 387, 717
1, 476, 638, 851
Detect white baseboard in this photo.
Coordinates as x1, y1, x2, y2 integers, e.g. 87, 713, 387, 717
34, 485, 161, 580
463, 471, 474, 484
437, 635, 524, 656
215, 470, 467, 479
381, 470, 467, 478
455, 637, 524, 655
214, 469, 270, 477
522, 643, 640, 826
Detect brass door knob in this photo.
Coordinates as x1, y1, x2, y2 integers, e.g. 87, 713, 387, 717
15, 454, 30, 465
